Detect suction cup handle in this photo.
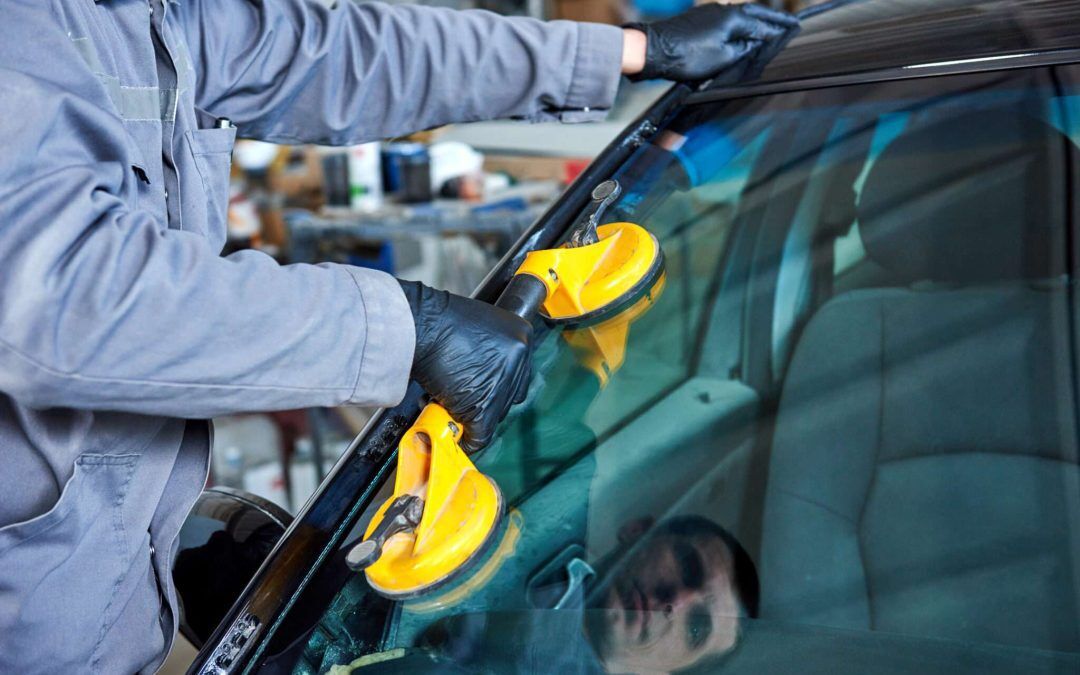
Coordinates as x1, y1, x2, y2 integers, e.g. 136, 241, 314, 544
345, 494, 424, 571
495, 273, 549, 320
570, 179, 622, 248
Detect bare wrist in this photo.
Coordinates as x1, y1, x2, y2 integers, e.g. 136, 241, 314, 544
621, 28, 647, 76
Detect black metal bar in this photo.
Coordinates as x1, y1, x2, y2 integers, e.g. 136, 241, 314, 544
494, 273, 548, 320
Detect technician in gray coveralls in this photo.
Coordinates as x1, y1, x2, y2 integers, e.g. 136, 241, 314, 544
0, 1, 796, 672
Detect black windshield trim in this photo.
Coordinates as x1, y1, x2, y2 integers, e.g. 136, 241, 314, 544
691, 48, 1080, 107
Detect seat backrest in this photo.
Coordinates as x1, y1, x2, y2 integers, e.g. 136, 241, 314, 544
760, 109, 1080, 654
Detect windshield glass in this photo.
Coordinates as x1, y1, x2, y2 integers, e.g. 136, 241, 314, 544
273, 67, 1080, 675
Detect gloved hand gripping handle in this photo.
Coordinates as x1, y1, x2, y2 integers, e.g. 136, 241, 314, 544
396, 274, 545, 459
346, 276, 549, 576
410, 178, 626, 451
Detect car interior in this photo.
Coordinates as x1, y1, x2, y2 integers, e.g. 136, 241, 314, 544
281, 68, 1080, 675
761, 106, 1079, 652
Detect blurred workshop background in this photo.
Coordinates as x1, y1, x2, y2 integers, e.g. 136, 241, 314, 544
215, 0, 820, 514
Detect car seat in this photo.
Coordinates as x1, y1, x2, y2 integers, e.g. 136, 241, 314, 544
759, 109, 1080, 652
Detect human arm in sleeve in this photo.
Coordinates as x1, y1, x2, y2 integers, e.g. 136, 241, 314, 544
175, 0, 625, 144
0, 49, 413, 419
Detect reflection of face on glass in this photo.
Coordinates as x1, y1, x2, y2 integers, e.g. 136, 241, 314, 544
586, 516, 759, 674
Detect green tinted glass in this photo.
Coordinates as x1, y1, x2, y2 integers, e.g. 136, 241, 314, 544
289, 67, 1080, 675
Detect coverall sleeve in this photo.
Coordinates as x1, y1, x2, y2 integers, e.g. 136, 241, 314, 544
176, 0, 625, 144
0, 10, 414, 419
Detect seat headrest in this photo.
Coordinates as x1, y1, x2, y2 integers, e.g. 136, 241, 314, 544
857, 109, 1072, 284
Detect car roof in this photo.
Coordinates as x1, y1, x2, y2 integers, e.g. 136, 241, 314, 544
755, 0, 1080, 86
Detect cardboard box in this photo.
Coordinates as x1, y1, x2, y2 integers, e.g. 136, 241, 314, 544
484, 154, 591, 184
550, 0, 624, 24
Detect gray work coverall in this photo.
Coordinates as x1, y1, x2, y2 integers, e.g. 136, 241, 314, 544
0, 1, 621, 671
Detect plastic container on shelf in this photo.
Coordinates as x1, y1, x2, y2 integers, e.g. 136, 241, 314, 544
242, 461, 290, 512
217, 445, 245, 488
347, 142, 383, 212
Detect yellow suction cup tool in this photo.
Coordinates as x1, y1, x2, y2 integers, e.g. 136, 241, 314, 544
348, 180, 666, 599
563, 271, 666, 387
514, 181, 664, 325
346, 403, 503, 599
516, 222, 663, 324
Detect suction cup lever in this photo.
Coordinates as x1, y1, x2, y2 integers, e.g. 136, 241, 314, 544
355, 404, 504, 598
346, 494, 424, 571
570, 179, 622, 248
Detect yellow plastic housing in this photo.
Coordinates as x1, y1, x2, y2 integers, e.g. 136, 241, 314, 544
563, 272, 666, 387
363, 404, 502, 598
516, 222, 661, 322
406, 510, 524, 613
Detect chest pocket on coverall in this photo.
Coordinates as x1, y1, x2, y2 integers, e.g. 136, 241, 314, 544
183, 116, 237, 251
0, 453, 138, 669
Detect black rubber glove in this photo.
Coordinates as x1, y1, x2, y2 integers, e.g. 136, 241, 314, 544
626, 3, 799, 83
399, 280, 532, 453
